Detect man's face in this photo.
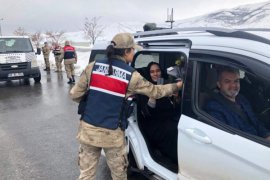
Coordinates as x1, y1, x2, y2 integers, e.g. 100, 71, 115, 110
217, 71, 240, 102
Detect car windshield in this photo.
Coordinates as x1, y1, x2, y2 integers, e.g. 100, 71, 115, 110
0, 38, 33, 53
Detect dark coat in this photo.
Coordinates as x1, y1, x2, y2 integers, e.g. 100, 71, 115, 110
205, 93, 270, 138
138, 62, 180, 163
138, 93, 180, 163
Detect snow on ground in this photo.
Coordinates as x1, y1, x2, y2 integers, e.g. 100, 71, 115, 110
37, 48, 91, 77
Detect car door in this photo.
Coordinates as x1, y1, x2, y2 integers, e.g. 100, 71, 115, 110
127, 38, 192, 179
178, 50, 270, 180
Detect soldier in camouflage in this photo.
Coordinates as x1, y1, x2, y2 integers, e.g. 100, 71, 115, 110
52, 43, 63, 72
60, 40, 77, 84
42, 42, 51, 71
70, 33, 183, 180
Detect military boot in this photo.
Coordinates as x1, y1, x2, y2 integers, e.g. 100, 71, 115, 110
72, 75, 75, 83
45, 67, 50, 71
67, 78, 73, 84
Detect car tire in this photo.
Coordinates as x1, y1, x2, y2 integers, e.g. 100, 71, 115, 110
34, 75, 41, 83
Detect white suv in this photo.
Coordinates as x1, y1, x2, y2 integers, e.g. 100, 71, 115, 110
125, 27, 270, 180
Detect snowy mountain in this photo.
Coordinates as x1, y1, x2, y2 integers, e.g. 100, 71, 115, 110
39, 1, 270, 76
173, 1, 270, 28
62, 1, 270, 44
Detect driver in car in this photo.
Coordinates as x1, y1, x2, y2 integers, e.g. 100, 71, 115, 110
205, 66, 270, 140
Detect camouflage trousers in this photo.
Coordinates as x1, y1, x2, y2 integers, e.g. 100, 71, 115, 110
78, 143, 128, 180
54, 56, 62, 71
44, 57, 50, 68
64, 64, 75, 78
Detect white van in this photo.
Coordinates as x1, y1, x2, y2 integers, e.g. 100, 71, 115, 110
0, 36, 41, 82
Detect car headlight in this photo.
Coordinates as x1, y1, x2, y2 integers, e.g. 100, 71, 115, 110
31, 58, 38, 68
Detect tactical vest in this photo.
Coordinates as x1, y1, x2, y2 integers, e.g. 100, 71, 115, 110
83, 59, 135, 130
63, 45, 75, 59
53, 46, 62, 56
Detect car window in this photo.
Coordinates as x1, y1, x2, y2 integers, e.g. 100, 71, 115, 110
88, 50, 106, 63
134, 53, 159, 68
0, 38, 33, 53
133, 51, 187, 82
197, 61, 270, 143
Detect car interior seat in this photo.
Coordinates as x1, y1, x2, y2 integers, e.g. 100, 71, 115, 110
199, 64, 218, 109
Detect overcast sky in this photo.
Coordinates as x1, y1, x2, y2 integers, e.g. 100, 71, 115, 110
0, 0, 268, 35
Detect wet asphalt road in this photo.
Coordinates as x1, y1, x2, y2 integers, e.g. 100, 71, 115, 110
0, 70, 147, 180
0, 70, 113, 180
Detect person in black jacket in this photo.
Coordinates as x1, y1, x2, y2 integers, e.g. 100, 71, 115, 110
139, 62, 181, 163
205, 66, 270, 140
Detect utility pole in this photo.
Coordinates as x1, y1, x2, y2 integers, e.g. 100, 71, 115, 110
165, 8, 174, 29
0, 18, 3, 36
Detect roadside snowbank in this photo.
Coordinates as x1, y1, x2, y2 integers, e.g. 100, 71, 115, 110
37, 49, 91, 76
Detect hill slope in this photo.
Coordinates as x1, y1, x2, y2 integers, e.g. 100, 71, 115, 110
174, 1, 270, 28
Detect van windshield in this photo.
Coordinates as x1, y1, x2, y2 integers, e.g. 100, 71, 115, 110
0, 38, 33, 53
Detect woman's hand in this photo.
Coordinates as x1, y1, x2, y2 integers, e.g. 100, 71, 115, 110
176, 80, 183, 89
147, 97, 156, 108
172, 91, 179, 97
148, 97, 156, 104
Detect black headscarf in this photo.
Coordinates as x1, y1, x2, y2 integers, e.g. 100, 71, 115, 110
145, 62, 166, 84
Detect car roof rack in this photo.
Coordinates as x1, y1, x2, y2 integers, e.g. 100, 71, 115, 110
237, 28, 270, 32
134, 27, 270, 45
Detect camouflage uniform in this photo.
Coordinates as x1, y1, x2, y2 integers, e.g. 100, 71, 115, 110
64, 59, 76, 78
42, 43, 51, 70
60, 41, 77, 84
52, 44, 63, 72
70, 58, 180, 180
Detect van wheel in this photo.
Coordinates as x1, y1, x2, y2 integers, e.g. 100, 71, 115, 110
34, 75, 41, 83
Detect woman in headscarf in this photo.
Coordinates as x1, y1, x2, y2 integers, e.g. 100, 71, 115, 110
139, 61, 181, 164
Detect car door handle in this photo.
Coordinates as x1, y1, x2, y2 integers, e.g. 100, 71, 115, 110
184, 128, 212, 144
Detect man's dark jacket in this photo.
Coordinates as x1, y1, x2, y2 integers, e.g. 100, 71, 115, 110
205, 93, 270, 138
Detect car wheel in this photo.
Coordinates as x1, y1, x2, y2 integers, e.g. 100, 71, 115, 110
34, 75, 41, 83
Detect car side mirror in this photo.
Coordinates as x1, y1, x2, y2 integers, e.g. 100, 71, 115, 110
36, 47, 41, 55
